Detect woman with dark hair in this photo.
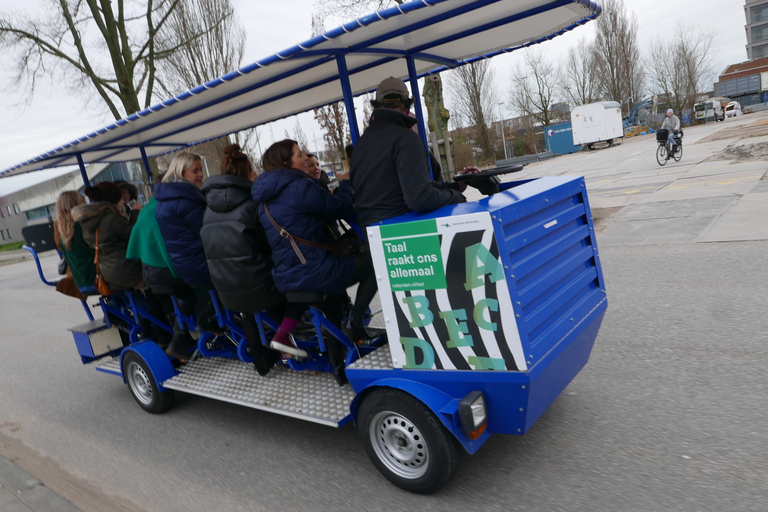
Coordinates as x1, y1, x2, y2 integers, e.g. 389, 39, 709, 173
252, 139, 379, 384
201, 144, 283, 375
73, 181, 144, 289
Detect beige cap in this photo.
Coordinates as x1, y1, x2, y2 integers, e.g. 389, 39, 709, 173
375, 77, 411, 103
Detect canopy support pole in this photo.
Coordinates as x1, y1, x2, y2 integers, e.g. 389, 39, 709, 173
406, 56, 433, 179
76, 153, 90, 188
336, 55, 360, 146
139, 147, 155, 191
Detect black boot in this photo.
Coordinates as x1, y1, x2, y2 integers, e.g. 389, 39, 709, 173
346, 322, 387, 346
327, 337, 348, 386
165, 325, 197, 362
251, 343, 281, 376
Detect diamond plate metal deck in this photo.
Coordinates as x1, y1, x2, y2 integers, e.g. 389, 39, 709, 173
94, 357, 122, 376
162, 357, 357, 427
348, 345, 394, 370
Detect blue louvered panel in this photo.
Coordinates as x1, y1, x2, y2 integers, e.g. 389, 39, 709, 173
499, 185, 601, 365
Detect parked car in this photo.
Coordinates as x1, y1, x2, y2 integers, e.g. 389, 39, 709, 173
724, 101, 742, 118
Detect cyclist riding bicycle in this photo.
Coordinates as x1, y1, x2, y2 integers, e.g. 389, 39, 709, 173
661, 108, 681, 154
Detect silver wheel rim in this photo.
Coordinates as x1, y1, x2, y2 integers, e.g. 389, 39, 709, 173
126, 361, 153, 406
369, 411, 429, 480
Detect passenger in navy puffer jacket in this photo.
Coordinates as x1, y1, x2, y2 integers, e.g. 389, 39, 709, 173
252, 140, 380, 385
154, 153, 213, 289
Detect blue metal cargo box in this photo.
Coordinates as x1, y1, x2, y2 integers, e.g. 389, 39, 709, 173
349, 176, 607, 439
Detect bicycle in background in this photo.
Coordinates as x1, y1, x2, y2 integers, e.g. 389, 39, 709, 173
656, 128, 683, 166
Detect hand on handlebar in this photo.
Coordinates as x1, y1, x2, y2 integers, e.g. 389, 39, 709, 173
455, 166, 480, 192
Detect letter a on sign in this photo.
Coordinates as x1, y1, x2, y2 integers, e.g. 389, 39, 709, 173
464, 243, 505, 291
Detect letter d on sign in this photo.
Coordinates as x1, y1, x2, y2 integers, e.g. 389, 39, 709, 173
400, 337, 435, 369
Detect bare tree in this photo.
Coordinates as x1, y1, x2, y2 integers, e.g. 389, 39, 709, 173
591, 0, 644, 115
646, 27, 715, 117
449, 60, 498, 161
157, 0, 245, 96
0, 0, 231, 120
314, 102, 351, 169
509, 49, 559, 127
291, 117, 311, 154
561, 38, 600, 107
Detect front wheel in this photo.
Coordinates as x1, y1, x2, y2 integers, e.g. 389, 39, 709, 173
358, 389, 458, 494
673, 143, 683, 162
656, 144, 668, 166
123, 352, 174, 414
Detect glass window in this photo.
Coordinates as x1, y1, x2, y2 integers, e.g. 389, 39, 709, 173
6, 229, 10, 239
24, 205, 55, 221
752, 5, 768, 23
754, 43, 768, 59
13, 203, 20, 214
1, 230, 5, 241
752, 24, 768, 42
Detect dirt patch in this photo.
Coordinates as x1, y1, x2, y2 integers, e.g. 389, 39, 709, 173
706, 141, 768, 162
697, 117, 768, 143
591, 206, 623, 234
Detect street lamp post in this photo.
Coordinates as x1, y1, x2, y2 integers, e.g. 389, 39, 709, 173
499, 102, 509, 160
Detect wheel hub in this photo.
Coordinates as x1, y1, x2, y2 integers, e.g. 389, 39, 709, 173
370, 411, 429, 479
126, 361, 153, 405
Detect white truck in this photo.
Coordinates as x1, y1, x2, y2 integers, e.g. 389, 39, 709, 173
570, 101, 623, 150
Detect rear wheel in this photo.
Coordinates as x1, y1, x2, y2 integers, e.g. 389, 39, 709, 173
656, 144, 668, 166
673, 143, 683, 162
358, 389, 458, 494
123, 352, 174, 414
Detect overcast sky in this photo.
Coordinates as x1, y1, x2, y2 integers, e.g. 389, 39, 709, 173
0, 0, 749, 173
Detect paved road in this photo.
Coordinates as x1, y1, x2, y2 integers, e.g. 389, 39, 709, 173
0, 114, 766, 511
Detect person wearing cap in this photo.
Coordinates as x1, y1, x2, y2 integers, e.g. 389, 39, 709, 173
661, 108, 681, 154
72, 181, 144, 289
350, 77, 468, 228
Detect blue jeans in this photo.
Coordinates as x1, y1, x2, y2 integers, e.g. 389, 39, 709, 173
667, 132, 678, 151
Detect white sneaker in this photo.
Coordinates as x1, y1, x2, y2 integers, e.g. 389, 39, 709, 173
269, 334, 308, 358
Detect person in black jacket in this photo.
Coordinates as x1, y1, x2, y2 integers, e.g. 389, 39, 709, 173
201, 145, 284, 375
351, 77, 473, 228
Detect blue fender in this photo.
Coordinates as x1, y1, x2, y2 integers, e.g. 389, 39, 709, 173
120, 342, 177, 392
350, 378, 490, 454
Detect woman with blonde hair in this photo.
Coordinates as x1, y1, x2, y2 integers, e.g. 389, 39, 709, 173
155, 152, 211, 288
155, 152, 219, 359
54, 190, 96, 293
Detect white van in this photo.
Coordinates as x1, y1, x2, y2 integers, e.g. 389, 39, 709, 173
694, 97, 727, 122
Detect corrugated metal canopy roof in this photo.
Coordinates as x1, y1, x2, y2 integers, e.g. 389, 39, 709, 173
1, 0, 600, 177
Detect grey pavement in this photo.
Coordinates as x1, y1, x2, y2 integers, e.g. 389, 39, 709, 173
465, 111, 768, 246
0, 250, 31, 266
0, 112, 766, 512
0, 456, 80, 512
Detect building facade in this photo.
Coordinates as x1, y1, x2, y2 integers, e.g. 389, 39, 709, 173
0, 162, 145, 245
746, 0, 768, 60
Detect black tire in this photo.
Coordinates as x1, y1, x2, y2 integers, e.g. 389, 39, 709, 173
357, 389, 458, 494
673, 143, 683, 162
656, 144, 667, 166
123, 352, 174, 414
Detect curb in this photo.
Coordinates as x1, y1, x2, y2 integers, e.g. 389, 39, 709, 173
0, 455, 82, 512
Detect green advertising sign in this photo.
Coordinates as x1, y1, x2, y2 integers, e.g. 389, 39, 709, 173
379, 219, 446, 291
